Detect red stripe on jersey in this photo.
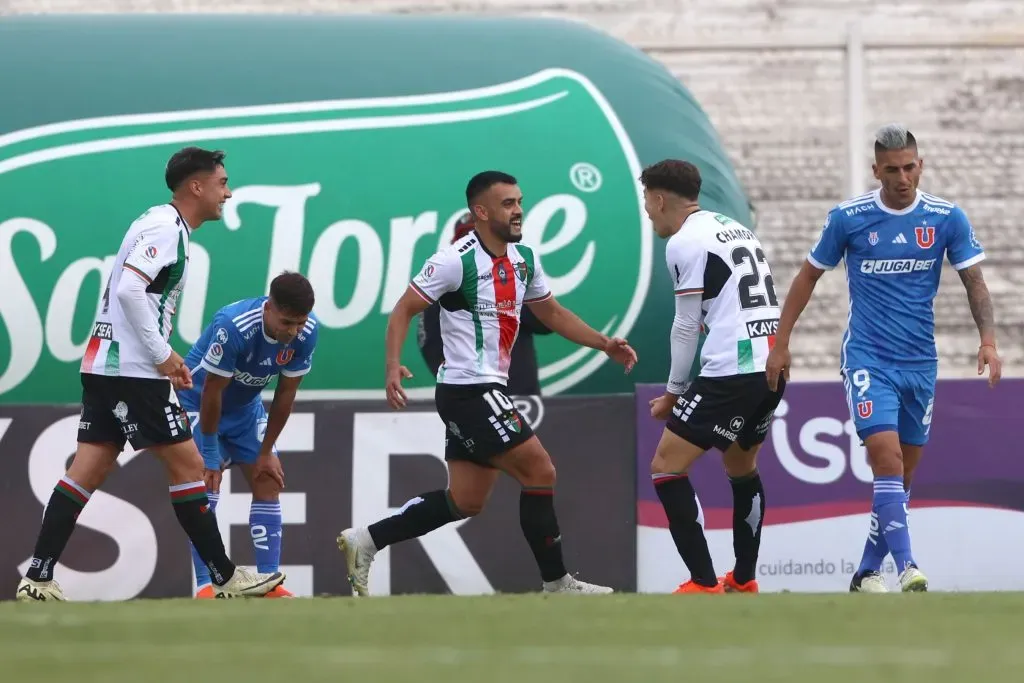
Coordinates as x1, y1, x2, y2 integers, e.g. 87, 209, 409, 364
492, 256, 519, 374
123, 263, 153, 283
767, 335, 776, 351
82, 335, 101, 372
675, 287, 703, 296
410, 281, 435, 304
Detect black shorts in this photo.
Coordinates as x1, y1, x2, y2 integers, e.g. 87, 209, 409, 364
666, 371, 785, 452
78, 373, 192, 450
435, 383, 535, 466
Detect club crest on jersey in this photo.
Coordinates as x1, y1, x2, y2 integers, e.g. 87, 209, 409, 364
276, 348, 295, 365
504, 413, 523, 434
915, 226, 935, 249
514, 261, 528, 283
857, 400, 873, 418
868, 231, 879, 246
497, 263, 508, 285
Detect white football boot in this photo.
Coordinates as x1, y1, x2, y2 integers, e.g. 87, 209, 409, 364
16, 577, 66, 602
213, 567, 286, 598
337, 527, 377, 597
849, 571, 889, 593
898, 565, 929, 592
542, 574, 614, 594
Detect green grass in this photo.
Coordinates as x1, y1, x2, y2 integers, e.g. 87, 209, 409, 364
2, 593, 1022, 682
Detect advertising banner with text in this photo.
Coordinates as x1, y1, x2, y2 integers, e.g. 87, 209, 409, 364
0, 15, 753, 404
0, 395, 636, 600
635, 379, 1024, 592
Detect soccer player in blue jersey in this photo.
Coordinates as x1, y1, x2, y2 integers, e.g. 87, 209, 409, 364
179, 271, 319, 598
766, 124, 1002, 593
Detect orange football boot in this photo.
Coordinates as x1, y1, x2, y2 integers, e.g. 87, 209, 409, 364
720, 571, 759, 593
672, 579, 725, 594
194, 584, 215, 599
264, 585, 295, 598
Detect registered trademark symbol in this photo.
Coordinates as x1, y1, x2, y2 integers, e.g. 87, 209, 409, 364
569, 162, 602, 192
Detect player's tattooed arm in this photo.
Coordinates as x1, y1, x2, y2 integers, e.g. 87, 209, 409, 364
958, 264, 996, 344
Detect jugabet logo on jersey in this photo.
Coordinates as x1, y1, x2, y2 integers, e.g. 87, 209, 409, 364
0, 69, 651, 402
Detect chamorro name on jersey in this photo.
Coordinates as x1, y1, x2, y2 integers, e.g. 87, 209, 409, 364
410, 232, 550, 386
81, 204, 190, 379
181, 297, 319, 412
809, 189, 985, 369
667, 211, 780, 377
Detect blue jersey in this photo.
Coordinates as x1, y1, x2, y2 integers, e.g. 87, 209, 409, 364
809, 189, 985, 371
181, 297, 319, 412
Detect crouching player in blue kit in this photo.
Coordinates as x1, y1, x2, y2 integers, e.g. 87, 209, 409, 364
180, 271, 319, 598
767, 124, 1002, 593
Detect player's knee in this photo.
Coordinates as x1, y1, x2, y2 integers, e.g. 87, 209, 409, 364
521, 457, 556, 489
867, 448, 903, 477
251, 479, 281, 501
447, 489, 486, 517
722, 443, 760, 478
650, 451, 676, 476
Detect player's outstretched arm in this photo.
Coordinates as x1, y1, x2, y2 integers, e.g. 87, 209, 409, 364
385, 286, 434, 409
527, 296, 636, 372
958, 264, 1002, 387
765, 260, 826, 391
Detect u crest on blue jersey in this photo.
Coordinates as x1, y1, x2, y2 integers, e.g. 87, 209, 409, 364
276, 348, 295, 365
915, 226, 935, 249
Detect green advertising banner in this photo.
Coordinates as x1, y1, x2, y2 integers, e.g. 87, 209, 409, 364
0, 15, 749, 403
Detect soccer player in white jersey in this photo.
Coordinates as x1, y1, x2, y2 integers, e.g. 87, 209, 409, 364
767, 125, 1001, 593
337, 171, 637, 596
642, 160, 786, 594
16, 147, 285, 601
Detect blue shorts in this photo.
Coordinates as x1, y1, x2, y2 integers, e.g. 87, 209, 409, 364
178, 394, 278, 467
842, 366, 936, 446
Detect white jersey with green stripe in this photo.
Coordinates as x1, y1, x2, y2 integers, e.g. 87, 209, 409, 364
667, 210, 780, 377
81, 204, 191, 379
410, 232, 551, 386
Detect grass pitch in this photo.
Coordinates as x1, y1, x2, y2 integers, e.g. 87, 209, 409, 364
1, 592, 1021, 682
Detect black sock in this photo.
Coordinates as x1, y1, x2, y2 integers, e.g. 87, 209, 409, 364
653, 473, 717, 587
520, 487, 568, 582
729, 469, 765, 585
26, 476, 91, 581
170, 481, 236, 586
368, 490, 463, 550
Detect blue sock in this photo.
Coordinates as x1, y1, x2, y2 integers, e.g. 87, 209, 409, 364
190, 492, 219, 588
872, 476, 916, 573
857, 484, 913, 575
856, 508, 888, 575
250, 500, 282, 573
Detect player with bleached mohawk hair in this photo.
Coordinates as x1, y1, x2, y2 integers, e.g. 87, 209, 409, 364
766, 123, 1002, 594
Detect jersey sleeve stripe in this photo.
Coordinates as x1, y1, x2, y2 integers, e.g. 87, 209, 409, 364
524, 291, 552, 304
410, 281, 435, 303
674, 287, 703, 296
122, 263, 153, 283
806, 253, 836, 271
280, 367, 311, 378
952, 253, 985, 271
231, 308, 262, 327
200, 359, 233, 377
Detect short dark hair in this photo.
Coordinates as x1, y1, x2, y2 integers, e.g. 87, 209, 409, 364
639, 160, 702, 201
269, 271, 315, 316
465, 170, 518, 207
165, 147, 226, 192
